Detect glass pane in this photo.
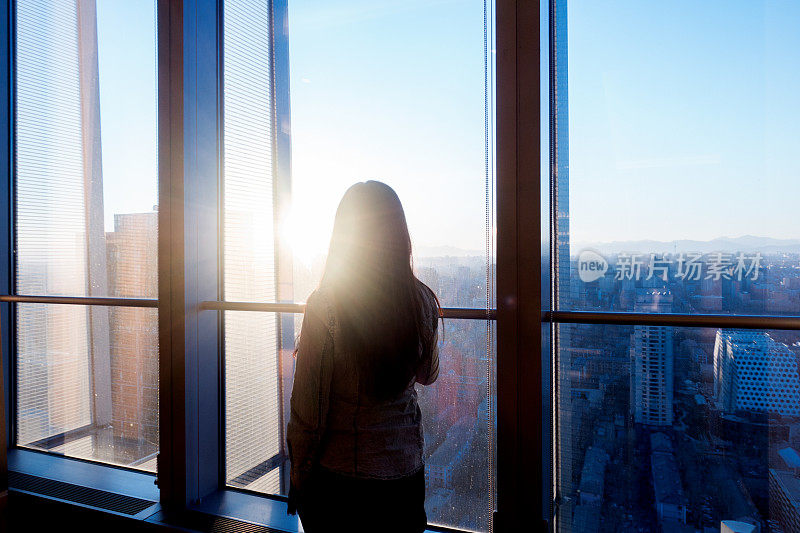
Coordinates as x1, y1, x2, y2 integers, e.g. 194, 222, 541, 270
554, 323, 800, 533
224, 310, 284, 493
418, 319, 496, 531
552, 0, 800, 316
221, 1, 497, 528
15, 0, 158, 298
221, 0, 282, 493
225, 313, 496, 532
286, 0, 496, 312
16, 304, 159, 472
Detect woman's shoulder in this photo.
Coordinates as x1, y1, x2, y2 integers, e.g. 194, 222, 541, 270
414, 280, 440, 327
305, 286, 337, 329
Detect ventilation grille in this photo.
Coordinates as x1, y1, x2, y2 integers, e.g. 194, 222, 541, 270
166, 511, 290, 533
9, 471, 157, 516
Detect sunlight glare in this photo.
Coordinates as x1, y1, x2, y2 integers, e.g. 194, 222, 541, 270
281, 203, 331, 267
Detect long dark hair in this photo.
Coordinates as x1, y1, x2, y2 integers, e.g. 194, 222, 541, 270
318, 180, 441, 401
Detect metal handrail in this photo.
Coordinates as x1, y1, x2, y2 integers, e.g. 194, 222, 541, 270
200, 300, 496, 320
197, 301, 800, 329
544, 310, 800, 331
4, 295, 796, 330
0, 295, 158, 308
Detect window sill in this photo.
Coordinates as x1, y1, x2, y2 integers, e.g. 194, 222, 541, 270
184, 489, 448, 533
187, 489, 303, 531
7, 451, 451, 533
7, 447, 159, 503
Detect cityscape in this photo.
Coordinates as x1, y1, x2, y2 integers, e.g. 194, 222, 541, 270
555, 248, 800, 533
11, 1, 800, 532
17, 217, 800, 533
291, 244, 800, 533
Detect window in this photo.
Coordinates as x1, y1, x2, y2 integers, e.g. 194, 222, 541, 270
6, 2, 797, 532
13, 0, 158, 471
221, 0, 283, 495
219, 0, 497, 530
549, 1, 800, 532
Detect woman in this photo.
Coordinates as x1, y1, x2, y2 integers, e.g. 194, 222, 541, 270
286, 181, 441, 533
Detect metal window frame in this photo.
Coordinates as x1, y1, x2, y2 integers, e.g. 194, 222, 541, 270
0, 0, 8, 503
495, 2, 543, 531
3, 0, 798, 532
158, 0, 221, 510
0, 0, 162, 510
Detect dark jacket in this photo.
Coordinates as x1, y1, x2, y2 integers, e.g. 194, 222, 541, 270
286, 282, 440, 511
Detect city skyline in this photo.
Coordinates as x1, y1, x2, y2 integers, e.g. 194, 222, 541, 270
12, 1, 800, 532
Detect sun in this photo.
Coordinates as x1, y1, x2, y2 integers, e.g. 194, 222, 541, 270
279, 203, 331, 267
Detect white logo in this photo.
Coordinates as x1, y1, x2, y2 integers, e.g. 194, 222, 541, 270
578, 250, 608, 283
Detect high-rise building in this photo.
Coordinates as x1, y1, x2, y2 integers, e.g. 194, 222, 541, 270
106, 212, 159, 459
769, 450, 800, 533
630, 289, 674, 426
713, 330, 800, 417
551, 0, 573, 526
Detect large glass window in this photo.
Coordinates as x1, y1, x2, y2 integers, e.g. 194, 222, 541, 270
221, 0, 497, 530
552, 0, 800, 316
557, 324, 800, 532
549, 1, 800, 532
14, 0, 158, 470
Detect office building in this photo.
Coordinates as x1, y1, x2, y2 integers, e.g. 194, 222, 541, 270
631, 290, 674, 426
714, 330, 800, 417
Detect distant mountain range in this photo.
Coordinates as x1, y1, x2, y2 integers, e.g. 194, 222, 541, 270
415, 245, 484, 258
415, 236, 800, 258
570, 236, 800, 255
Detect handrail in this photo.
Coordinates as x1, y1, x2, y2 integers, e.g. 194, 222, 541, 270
3, 296, 796, 329
543, 310, 800, 331
0, 295, 158, 308
200, 300, 496, 320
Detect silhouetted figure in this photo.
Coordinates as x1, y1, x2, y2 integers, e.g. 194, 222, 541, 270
286, 180, 441, 533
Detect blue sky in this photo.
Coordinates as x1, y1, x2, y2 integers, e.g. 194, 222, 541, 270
96, 0, 158, 231
95, 0, 800, 251
286, 0, 489, 259
561, 0, 800, 247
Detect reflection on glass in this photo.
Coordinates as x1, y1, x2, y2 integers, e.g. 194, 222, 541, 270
17, 305, 159, 471
557, 323, 800, 533
14, 0, 158, 471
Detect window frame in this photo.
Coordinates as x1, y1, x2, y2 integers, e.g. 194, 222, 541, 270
20, 1, 800, 532
0, 0, 543, 530
543, 0, 800, 531
1, 0, 160, 511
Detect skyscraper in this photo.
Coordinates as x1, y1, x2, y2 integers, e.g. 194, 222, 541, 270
630, 290, 674, 427
713, 330, 800, 417
551, 0, 573, 527
106, 212, 159, 460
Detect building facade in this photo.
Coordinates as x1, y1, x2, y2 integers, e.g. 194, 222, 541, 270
714, 330, 800, 417
631, 289, 674, 426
